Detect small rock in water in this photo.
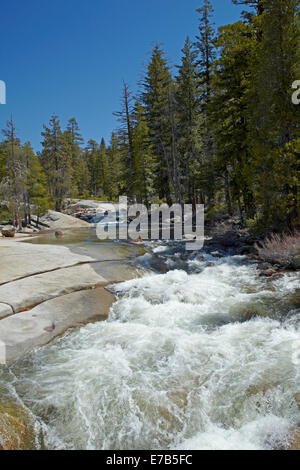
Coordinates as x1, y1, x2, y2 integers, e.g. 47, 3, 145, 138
259, 269, 277, 277
1, 226, 16, 238
287, 428, 300, 450
292, 255, 300, 270
55, 230, 64, 239
211, 251, 222, 258
259, 262, 273, 270
295, 393, 300, 410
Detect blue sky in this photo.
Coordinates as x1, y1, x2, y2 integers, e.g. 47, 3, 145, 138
0, 0, 243, 151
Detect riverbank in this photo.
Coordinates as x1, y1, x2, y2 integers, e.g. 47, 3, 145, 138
0, 230, 143, 364
1, 243, 298, 450
0, 209, 299, 450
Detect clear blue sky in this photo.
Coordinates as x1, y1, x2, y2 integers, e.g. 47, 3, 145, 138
0, 0, 243, 151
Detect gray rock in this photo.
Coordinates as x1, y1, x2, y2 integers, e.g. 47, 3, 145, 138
1, 226, 16, 238
0, 288, 115, 364
292, 255, 300, 270
0, 241, 93, 285
34, 210, 91, 230
0, 263, 109, 316
259, 262, 273, 270
0, 303, 13, 319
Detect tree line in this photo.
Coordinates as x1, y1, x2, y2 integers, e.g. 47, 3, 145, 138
0, 0, 299, 232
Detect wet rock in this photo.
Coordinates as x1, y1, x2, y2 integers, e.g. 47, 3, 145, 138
259, 269, 277, 277
55, 230, 64, 239
295, 393, 300, 410
229, 302, 269, 322
211, 251, 222, 258
1, 226, 16, 238
288, 428, 300, 450
213, 230, 241, 248
292, 255, 300, 270
0, 287, 115, 363
0, 402, 36, 450
246, 383, 273, 397
259, 262, 273, 271
266, 273, 284, 282
238, 245, 256, 255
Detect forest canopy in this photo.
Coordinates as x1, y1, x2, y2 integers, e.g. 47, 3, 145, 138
1, 0, 299, 232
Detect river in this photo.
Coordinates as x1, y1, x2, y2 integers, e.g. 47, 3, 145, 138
0, 237, 299, 450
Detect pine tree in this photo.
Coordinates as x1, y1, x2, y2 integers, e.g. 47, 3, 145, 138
132, 101, 156, 204
195, 0, 216, 107
212, 21, 256, 221
22, 141, 50, 224
176, 36, 201, 204
98, 138, 109, 197
0, 141, 9, 220
65, 118, 88, 196
232, 0, 265, 16
142, 45, 173, 204
114, 82, 135, 199
195, 0, 217, 207
0, 118, 24, 228
106, 132, 123, 200
40, 114, 73, 212
86, 139, 99, 196
248, 0, 300, 228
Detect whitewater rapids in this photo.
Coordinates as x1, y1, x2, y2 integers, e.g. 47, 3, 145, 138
3, 249, 300, 450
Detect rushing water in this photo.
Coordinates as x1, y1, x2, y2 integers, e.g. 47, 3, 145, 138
1, 241, 300, 450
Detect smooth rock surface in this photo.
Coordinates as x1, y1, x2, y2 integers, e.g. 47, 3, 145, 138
37, 210, 91, 230
0, 235, 141, 363
0, 288, 115, 363
0, 240, 93, 284
0, 303, 13, 319
0, 264, 109, 315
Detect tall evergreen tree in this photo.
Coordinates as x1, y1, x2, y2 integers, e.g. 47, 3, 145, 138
114, 82, 135, 199
22, 141, 50, 225
232, 0, 265, 16
176, 37, 201, 204
0, 118, 24, 228
195, 0, 216, 107
106, 132, 123, 200
248, 0, 300, 228
86, 139, 99, 196
65, 118, 89, 196
40, 114, 72, 211
212, 21, 256, 221
195, 0, 217, 206
98, 138, 109, 197
142, 45, 173, 204
132, 101, 156, 204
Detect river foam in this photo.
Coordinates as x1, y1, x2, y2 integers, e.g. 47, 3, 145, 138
5, 253, 300, 450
